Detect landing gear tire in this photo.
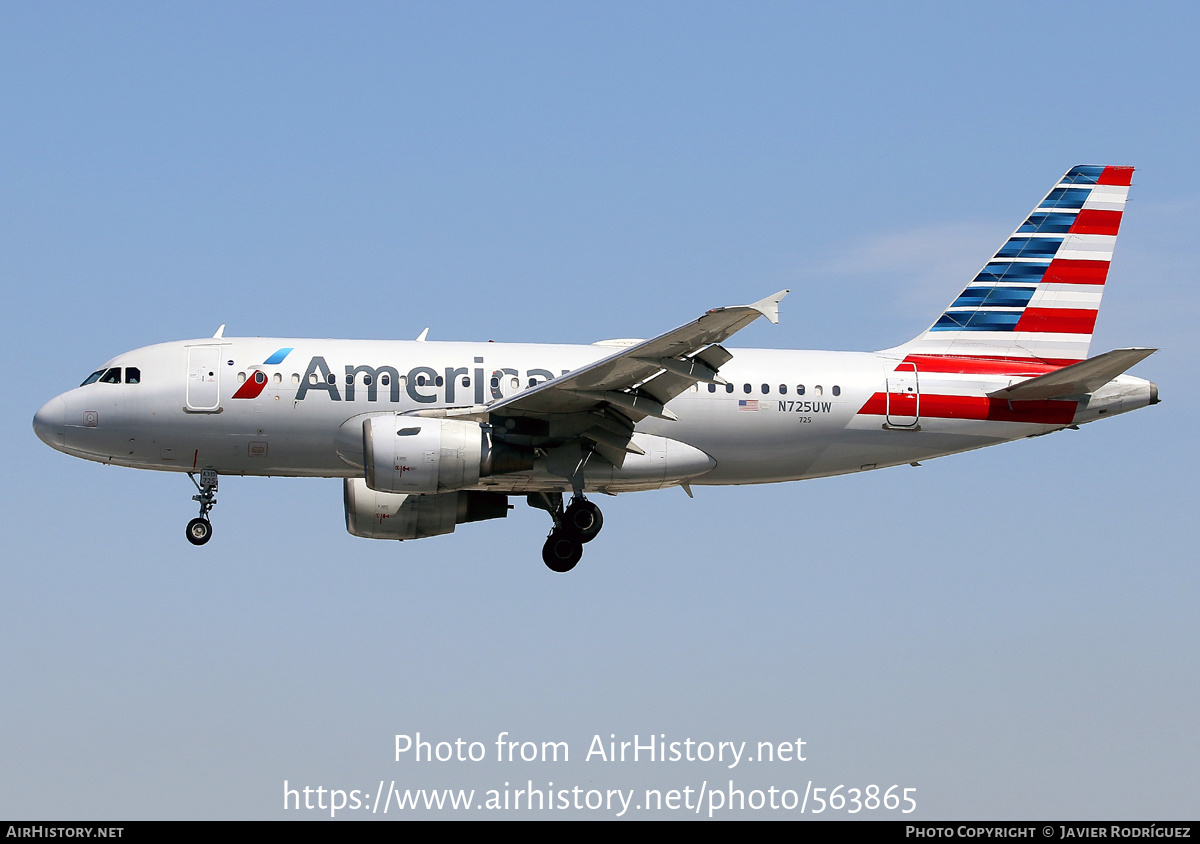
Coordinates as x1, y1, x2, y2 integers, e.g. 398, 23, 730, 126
542, 530, 583, 573
186, 517, 212, 546
564, 499, 603, 543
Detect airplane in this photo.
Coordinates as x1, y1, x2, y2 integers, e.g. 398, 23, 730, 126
33, 165, 1158, 572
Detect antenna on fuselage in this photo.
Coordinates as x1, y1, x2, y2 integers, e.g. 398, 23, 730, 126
212, 324, 226, 339
415, 327, 429, 342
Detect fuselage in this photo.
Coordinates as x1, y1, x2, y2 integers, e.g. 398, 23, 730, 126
32, 336, 1157, 493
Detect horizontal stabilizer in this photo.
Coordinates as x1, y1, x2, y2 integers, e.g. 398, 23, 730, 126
988, 347, 1156, 401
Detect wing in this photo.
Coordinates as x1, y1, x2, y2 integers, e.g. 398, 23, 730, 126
481, 289, 789, 466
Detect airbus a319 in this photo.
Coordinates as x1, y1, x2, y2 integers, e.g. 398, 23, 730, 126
33, 166, 1158, 571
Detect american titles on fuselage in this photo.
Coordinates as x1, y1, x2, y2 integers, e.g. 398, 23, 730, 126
228, 354, 843, 408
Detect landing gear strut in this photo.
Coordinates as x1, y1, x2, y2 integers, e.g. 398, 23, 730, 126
186, 469, 218, 546
528, 492, 604, 573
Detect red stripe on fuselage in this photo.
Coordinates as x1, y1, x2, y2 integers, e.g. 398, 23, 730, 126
900, 355, 1067, 376
857, 392, 1077, 425
1069, 209, 1122, 236
1014, 308, 1099, 334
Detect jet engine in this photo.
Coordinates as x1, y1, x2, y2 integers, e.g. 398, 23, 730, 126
343, 478, 510, 540
347, 415, 534, 494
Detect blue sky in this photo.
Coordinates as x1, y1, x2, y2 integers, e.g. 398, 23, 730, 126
2, 2, 1196, 819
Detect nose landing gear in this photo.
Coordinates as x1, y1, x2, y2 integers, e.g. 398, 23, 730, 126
186, 470, 218, 546
529, 492, 604, 573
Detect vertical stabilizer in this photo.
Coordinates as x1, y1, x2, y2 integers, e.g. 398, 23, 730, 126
891, 165, 1133, 368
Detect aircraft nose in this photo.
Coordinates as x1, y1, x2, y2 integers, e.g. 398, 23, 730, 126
33, 396, 66, 449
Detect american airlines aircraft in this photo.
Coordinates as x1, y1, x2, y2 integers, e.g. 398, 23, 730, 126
33, 165, 1158, 572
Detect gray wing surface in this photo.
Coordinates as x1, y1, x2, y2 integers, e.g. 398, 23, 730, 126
486, 289, 789, 420
481, 290, 789, 466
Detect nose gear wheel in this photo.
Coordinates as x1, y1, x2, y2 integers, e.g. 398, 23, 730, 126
186, 517, 212, 545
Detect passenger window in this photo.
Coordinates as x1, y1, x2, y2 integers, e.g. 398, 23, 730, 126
327, 374, 336, 385
708, 384, 716, 393
796, 384, 805, 395
380, 374, 389, 386
779, 384, 787, 394
832, 385, 841, 396
100, 368, 122, 384
309, 373, 319, 385
761, 384, 769, 395
725, 383, 734, 393
125, 367, 140, 384
273, 373, 282, 384
237, 372, 247, 384
815, 385, 823, 396
743, 384, 752, 394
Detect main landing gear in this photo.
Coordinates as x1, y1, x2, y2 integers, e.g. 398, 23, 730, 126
186, 469, 218, 546
529, 492, 604, 573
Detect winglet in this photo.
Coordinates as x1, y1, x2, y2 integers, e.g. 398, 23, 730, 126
749, 289, 790, 324
212, 324, 225, 339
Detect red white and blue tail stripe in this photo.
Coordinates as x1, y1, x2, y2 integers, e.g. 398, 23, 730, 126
892, 165, 1132, 369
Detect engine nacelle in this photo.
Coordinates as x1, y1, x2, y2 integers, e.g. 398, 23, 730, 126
343, 478, 510, 540
354, 415, 533, 494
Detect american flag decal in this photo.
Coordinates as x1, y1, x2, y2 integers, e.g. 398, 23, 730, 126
738, 400, 760, 411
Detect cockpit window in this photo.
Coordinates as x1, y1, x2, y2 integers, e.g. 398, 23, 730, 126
79, 366, 141, 386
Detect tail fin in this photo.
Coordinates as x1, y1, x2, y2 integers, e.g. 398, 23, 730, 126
893, 165, 1133, 367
